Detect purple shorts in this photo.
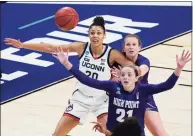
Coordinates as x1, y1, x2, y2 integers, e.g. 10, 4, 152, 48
145, 95, 158, 112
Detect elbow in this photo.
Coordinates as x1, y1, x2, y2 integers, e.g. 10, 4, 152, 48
166, 84, 176, 90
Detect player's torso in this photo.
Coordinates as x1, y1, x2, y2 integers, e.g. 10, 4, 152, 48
75, 43, 112, 97
107, 86, 146, 135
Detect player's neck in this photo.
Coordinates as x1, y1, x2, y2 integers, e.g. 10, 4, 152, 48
126, 54, 138, 63
91, 44, 104, 58
123, 84, 135, 92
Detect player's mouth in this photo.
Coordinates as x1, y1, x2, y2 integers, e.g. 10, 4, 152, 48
124, 81, 129, 84
93, 39, 99, 43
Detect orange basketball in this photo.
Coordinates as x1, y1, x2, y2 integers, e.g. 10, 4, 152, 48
55, 7, 79, 31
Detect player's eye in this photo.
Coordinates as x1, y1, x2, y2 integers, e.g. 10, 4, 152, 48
128, 73, 133, 77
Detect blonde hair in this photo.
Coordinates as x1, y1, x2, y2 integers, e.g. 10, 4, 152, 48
121, 65, 143, 81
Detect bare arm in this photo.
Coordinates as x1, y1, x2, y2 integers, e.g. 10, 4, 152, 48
4, 38, 85, 56
139, 64, 149, 76
109, 49, 133, 66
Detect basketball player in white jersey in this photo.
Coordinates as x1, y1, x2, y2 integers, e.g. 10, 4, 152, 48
4, 16, 133, 136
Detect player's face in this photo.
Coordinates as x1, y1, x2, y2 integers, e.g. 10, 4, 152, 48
123, 37, 141, 57
120, 67, 138, 87
89, 26, 105, 47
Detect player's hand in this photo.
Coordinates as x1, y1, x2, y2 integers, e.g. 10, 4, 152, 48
111, 76, 120, 82
91, 121, 106, 134
176, 50, 191, 69
52, 46, 69, 64
111, 66, 121, 79
4, 38, 23, 48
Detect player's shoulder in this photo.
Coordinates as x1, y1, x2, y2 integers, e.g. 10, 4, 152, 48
137, 82, 150, 90
138, 54, 149, 61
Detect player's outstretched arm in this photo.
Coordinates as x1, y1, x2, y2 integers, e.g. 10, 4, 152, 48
4, 38, 84, 54
143, 50, 191, 95
53, 46, 114, 92
110, 49, 134, 66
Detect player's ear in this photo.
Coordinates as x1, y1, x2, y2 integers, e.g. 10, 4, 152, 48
135, 76, 139, 82
104, 33, 106, 39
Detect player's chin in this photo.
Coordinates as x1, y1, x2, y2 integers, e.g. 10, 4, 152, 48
92, 42, 101, 47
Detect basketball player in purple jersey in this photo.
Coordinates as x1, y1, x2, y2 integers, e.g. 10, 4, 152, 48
53, 47, 191, 136
111, 34, 168, 136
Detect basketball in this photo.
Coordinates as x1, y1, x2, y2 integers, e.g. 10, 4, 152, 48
55, 7, 79, 31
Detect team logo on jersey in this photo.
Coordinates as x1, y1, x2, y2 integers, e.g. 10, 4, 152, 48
101, 59, 106, 62
136, 92, 139, 99
100, 62, 105, 65
84, 57, 90, 62
85, 51, 89, 55
65, 104, 73, 112
116, 87, 121, 94
100, 59, 106, 65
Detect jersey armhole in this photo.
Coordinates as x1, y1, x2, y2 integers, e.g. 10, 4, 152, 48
107, 48, 114, 68
79, 42, 88, 60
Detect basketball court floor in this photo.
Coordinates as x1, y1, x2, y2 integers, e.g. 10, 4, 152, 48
1, 31, 192, 136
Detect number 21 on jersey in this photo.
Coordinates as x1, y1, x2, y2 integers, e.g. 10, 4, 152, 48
116, 108, 133, 122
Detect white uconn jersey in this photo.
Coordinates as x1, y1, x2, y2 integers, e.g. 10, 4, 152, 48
75, 42, 112, 96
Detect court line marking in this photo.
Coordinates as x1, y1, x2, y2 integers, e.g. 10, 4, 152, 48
162, 43, 184, 47
150, 66, 192, 72
178, 84, 192, 87
18, 15, 54, 30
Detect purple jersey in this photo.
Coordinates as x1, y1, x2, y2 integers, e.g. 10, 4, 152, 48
113, 53, 158, 112
69, 66, 178, 136
113, 53, 150, 84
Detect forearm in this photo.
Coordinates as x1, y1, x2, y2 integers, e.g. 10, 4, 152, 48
174, 66, 183, 76
146, 73, 179, 95
22, 43, 56, 53
62, 61, 73, 70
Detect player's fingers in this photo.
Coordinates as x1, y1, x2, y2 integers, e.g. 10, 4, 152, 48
111, 73, 119, 78
113, 66, 119, 71
92, 125, 98, 131
181, 49, 185, 57
184, 50, 189, 58
176, 54, 179, 61
56, 46, 60, 53
186, 52, 191, 60
118, 65, 122, 70
66, 49, 69, 57
59, 46, 63, 53
90, 121, 98, 124
4, 38, 11, 42
186, 57, 191, 62
52, 54, 60, 61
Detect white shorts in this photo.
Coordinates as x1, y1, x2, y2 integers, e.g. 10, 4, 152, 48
64, 89, 109, 124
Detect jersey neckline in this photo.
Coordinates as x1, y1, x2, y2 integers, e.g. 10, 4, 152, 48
89, 43, 109, 60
